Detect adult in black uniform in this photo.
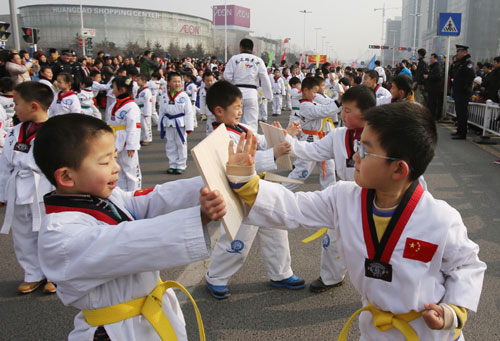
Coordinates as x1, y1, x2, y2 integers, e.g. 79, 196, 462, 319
425, 53, 443, 120
451, 45, 475, 140
51, 50, 72, 79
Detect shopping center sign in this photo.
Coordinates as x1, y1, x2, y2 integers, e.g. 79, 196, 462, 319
213, 5, 250, 28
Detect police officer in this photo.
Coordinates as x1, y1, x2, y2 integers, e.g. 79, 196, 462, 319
51, 50, 73, 80
451, 45, 475, 139
223, 38, 272, 132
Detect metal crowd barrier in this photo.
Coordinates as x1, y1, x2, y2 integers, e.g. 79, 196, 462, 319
445, 99, 500, 139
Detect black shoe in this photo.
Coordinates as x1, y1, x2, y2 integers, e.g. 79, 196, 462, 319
450, 131, 459, 136
309, 277, 344, 293
272, 114, 279, 116
451, 135, 466, 140
166, 168, 176, 174
174, 169, 185, 174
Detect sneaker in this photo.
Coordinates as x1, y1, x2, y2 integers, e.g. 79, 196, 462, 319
140, 141, 152, 146
174, 169, 185, 174
309, 277, 345, 293
166, 168, 176, 174
494, 158, 500, 165
206, 282, 230, 300
43, 281, 56, 294
270, 274, 306, 290
17, 280, 44, 294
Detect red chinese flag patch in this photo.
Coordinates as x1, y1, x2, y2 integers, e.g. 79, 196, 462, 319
403, 238, 438, 263
136, 122, 141, 129
134, 187, 155, 196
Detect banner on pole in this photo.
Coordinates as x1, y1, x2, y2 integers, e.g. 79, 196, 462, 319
267, 52, 274, 67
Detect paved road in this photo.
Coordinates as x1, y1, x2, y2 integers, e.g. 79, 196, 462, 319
0, 112, 499, 340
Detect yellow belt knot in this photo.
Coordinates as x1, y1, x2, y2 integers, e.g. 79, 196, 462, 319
338, 302, 422, 341
109, 125, 127, 136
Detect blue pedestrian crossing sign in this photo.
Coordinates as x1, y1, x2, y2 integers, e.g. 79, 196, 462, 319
438, 13, 461, 36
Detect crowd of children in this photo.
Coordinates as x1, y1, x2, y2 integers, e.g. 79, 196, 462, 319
0, 44, 488, 340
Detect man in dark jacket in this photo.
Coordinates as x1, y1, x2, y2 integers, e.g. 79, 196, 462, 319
425, 53, 443, 119
139, 50, 158, 77
482, 56, 500, 103
451, 45, 475, 139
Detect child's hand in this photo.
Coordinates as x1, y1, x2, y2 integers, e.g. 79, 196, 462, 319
228, 131, 257, 167
273, 141, 291, 158
286, 121, 301, 137
127, 150, 135, 158
272, 121, 283, 130
200, 187, 226, 225
423, 303, 445, 330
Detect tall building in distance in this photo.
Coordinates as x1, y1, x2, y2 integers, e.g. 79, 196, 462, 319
400, 0, 500, 63
382, 17, 402, 66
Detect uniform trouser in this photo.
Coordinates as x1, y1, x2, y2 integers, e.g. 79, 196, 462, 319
427, 91, 441, 120
105, 97, 116, 122
165, 126, 188, 170
11, 204, 46, 282
151, 97, 159, 125
259, 99, 268, 122
206, 224, 294, 286
240, 97, 259, 132
206, 115, 214, 136
283, 157, 336, 191
283, 90, 291, 109
455, 94, 470, 137
319, 229, 347, 285
116, 149, 142, 191
272, 95, 282, 115
141, 116, 153, 142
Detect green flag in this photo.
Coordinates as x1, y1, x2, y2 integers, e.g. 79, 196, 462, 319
267, 52, 274, 67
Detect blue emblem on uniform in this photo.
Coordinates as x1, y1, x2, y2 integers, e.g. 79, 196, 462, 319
178, 97, 186, 104
227, 240, 244, 254
322, 234, 330, 249
62, 98, 73, 105
117, 110, 128, 119
140, 92, 145, 98
300, 170, 308, 178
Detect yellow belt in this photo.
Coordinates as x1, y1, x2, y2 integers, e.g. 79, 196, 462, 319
338, 302, 422, 341
82, 279, 205, 341
109, 125, 127, 135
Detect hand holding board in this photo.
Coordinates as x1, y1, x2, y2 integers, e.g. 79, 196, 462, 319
259, 121, 293, 170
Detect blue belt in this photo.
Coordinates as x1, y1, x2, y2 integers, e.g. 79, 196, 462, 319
161, 113, 186, 144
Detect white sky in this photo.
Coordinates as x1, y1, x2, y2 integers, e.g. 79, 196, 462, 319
1, 0, 403, 61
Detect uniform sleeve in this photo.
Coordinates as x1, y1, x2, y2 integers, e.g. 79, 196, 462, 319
376, 89, 393, 106
440, 207, 486, 312
287, 130, 336, 162
223, 58, 234, 83
71, 95, 82, 113
144, 90, 153, 117
184, 95, 195, 131
125, 105, 142, 150
300, 101, 340, 120
259, 61, 273, 100
0, 138, 14, 202
199, 91, 207, 116
92, 81, 111, 91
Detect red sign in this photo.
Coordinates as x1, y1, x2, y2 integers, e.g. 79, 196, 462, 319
213, 5, 250, 28
179, 24, 200, 35
307, 55, 327, 64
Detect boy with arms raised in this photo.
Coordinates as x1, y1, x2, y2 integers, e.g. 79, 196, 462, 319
226, 102, 485, 340
34, 114, 225, 340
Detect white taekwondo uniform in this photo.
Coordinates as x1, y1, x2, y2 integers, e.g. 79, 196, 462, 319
0, 122, 53, 282
146, 79, 161, 125
198, 85, 214, 136
107, 96, 142, 191
78, 88, 102, 119
289, 88, 302, 125
271, 76, 285, 116
282, 74, 292, 110
257, 85, 268, 122
38, 177, 211, 341
0, 92, 15, 129
205, 122, 294, 286
224, 52, 272, 132
240, 179, 486, 340
49, 90, 81, 116
374, 84, 392, 106
158, 90, 194, 171
134, 86, 153, 143
38, 77, 57, 95
0, 106, 8, 153
184, 81, 199, 128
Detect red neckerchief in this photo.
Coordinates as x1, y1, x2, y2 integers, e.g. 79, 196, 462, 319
184, 82, 192, 91
345, 128, 364, 159
212, 122, 248, 135
82, 88, 92, 93
18, 121, 44, 146
0, 93, 13, 98
111, 96, 134, 117
374, 85, 381, 93
361, 181, 423, 263
299, 99, 312, 103
136, 86, 148, 98
274, 77, 280, 82
57, 90, 76, 103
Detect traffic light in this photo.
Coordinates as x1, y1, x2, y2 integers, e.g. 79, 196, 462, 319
0, 23, 10, 41
78, 36, 83, 46
22, 27, 39, 44
380, 45, 389, 49
87, 38, 93, 56
369, 45, 381, 49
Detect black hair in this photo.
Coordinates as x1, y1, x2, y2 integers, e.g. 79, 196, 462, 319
392, 75, 412, 96
89, 70, 101, 78
289, 77, 301, 86
239, 38, 254, 51
418, 48, 426, 57
494, 56, 500, 63
202, 71, 214, 80
362, 102, 437, 181
431, 53, 438, 59
339, 77, 351, 87
34, 114, 113, 186
101, 66, 115, 79
112, 76, 133, 96
137, 73, 149, 82
301, 76, 320, 91
14, 81, 54, 111
402, 59, 408, 65
375, 60, 381, 66
314, 76, 326, 85
144, 50, 151, 56
206, 80, 242, 113
127, 68, 138, 76
0, 77, 14, 92
365, 70, 379, 80
81, 77, 93, 88
167, 71, 182, 82
151, 72, 162, 80
342, 85, 376, 112
40, 65, 53, 75
56, 72, 72, 85
353, 75, 362, 85
49, 48, 58, 54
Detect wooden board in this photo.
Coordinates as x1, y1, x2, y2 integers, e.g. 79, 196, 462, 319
264, 172, 304, 185
259, 121, 293, 170
191, 124, 243, 241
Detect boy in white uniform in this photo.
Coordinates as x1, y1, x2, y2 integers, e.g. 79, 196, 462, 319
0, 77, 15, 128
271, 69, 285, 116
33, 113, 226, 341
288, 77, 302, 125
135, 74, 153, 145
226, 102, 486, 341
49, 72, 81, 116
363, 70, 392, 106
78, 77, 102, 119
204, 80, 305, 300
0, 82, 55, 294
0, 105, 7, 153
107, 76, 142, 191
146, 72, 162, 126
282, 67, 292, 110
159, 72, 194, 175
183, 73, 199, 128
198, 71, 215, 136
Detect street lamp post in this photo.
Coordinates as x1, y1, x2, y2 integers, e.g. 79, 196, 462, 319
410, 0, 421, 56
314, 27, 321, 53
299, 10, 312, 55
389, 30, 398, 66
321, 35, 327, 54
